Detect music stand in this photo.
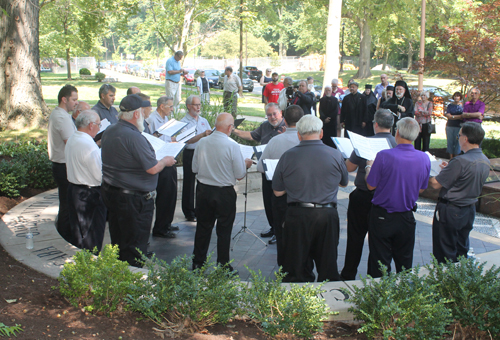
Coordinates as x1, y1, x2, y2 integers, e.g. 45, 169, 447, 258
232, 169, 267, 250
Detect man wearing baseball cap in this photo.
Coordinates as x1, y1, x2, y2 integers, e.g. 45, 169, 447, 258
101, 94, 177, 267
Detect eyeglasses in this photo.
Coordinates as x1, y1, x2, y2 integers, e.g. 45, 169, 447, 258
91, 122, 102, 128
456, 133, 463, 140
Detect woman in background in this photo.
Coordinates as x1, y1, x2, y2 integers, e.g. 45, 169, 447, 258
445, 91, 464, 158
414, 91, 433, 151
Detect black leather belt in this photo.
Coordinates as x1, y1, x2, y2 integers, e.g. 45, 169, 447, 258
288, 202, 337, 209
73, 183, 100, 189
102, 183, 156, 200
166, 79, 179, 83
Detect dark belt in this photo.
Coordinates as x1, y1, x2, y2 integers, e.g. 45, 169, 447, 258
166, 79, 179, 83
102, 183, 156, 200
438, 197, 472, 207
288, 202, 337, 209
72, 183, 100, 189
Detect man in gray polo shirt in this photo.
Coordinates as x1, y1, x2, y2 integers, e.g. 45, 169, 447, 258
146, 96, 179, 238
101, 94, 176, 267
92, 84, 119, 124
273, 115, 348, 282
233, 102, 286, 240
192, 113, 253, 271
257, 105, 303, 260
429, 122, 490, 263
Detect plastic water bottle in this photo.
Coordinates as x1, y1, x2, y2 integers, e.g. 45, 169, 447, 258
26, 227, 34, 250
467, 247, 476, 261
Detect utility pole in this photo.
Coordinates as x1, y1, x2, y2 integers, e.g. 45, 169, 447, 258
418, 0, 426, 91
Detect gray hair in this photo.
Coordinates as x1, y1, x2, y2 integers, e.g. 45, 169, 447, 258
157, 96, 173, 107
421, 91, 430, 99
396, 117, 420, 141
324, 85, 332, 91
186, 95, 200, 106
297, 115, 323, 135
118, 109, 139, 120
175, 50, 184, 57
98, 83, 116, 99
470, 87, 481, 95
284, 76, 293, 84
265, 102, 280, 112
75, 110, 98, 128
373, 109, 394, 129
331, 78, 339, 85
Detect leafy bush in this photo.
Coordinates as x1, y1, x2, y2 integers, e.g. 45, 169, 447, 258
79, 68, 91, 75
0, 140, 55, 196
127, 255, 242, 334
482, 135, 500, 158
242, 269, 333, 339
58, 245, 143, 315
0, 160, 28, 197
425, 257, 500, 338
344, 266, 452, 340
95, 72, 106, 82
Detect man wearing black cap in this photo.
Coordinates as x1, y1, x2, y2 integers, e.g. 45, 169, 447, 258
382, 80, 414, 135
340, 80, 368, 137
263, 72, 284, 105
363, 85, 378, 136
101, 94, 177, 267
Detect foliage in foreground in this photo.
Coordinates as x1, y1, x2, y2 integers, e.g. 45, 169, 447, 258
0, 323, 23, 337
0, 140, 55, 197
58, 245, 143, 315
127, 255, 242, 334
242, 269, 333, 339
425, 257, 500, 339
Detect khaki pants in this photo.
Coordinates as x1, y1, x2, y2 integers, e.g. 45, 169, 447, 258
165, 80, 182, 110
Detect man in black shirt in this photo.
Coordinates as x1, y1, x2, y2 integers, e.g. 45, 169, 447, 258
382, 80, 414, 135
341, 81, 367, 136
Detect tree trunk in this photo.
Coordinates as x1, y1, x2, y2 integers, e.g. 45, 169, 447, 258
0, 0, 49, 128
322, 0, 342, 91
355, 18, 372, 79
382, 50, 389, 70
66, 48, 72, 80
407, 43, 414, 72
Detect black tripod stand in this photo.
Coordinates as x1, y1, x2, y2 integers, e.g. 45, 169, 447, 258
232, 169, 267, 251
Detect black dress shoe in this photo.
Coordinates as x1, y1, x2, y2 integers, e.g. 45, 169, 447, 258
169, 225, 180, 231
152, 231, 176, 238
192, 262, 203, 271
268, 235, 277, 244
222, 264, 238, 276
146, 251, 155, 259
260, 228, 274, 238
186, 216, 197, 222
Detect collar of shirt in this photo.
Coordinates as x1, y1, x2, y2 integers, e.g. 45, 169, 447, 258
395, 143, 415, 150
284, 127, 297, 134
95, 100, 112, 111
298, 139, 323, 147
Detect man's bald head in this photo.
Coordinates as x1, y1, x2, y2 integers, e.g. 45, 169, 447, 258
73, 101, 91, 119
215, 112, 234, 135
127, 86, 141, 95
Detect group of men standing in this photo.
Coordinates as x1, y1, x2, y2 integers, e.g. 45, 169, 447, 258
47, 58, 491, 281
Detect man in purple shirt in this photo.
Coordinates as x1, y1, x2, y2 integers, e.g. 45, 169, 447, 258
365, 117, 430, 278
463, 87, 485, 123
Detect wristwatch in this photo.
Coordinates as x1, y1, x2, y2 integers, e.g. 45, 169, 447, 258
365, 165, 372, 170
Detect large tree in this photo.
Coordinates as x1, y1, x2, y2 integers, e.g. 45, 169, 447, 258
0, 0, 49, 128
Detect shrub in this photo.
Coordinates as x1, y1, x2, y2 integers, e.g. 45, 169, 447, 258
127, 255, 242, 334
95, 72, 106, 82
482, 135, 500, 158
0, 160, 28, 197
79, 68, 91, 75
425, 257, 500, 338
344, 266, 452, 340
242, 269, 333, 339
58, 244, 143, 315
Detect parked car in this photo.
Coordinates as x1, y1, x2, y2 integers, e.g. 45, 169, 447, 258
409, 86, 453, 117
202, 69, 221, 88
183, 68, 196, 85
154, 68, 165, 81
217, 70, 253, 92
239, 66, 262, 81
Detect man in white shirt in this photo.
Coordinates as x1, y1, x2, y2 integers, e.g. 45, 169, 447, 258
222, 66, 243, 117
146, 96, 179, 238
65, 110, 106, 251
48, 84, 78, 242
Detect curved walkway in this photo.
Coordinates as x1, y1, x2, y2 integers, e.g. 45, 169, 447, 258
2, 173, 500, 321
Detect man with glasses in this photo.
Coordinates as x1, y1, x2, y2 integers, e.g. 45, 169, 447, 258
65, 110, 106, 251
429, 122, 490, 263
192, 113, 253, 272
180, 95, 212, 222
92, 84, 118, 124
101, 94, 177, 267
232, 103, 286, 242
463, 87, 485, 124
146, 96, 179, 238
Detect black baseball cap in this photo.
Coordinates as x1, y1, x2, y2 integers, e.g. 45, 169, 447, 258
119, 94, 150, 111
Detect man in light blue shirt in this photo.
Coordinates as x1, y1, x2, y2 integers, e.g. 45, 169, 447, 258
374, 74, 391, 100
165, 51, 187, 111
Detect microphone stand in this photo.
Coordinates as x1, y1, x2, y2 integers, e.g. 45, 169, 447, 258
232, 168, 267, 250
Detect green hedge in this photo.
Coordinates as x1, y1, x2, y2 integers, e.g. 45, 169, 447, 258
0, 140, 55, 197
79, 68, 91, 75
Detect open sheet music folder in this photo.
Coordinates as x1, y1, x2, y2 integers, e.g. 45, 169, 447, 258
332, 137, 354, 159
141, 132, 186, 160
346, 130, 392, 160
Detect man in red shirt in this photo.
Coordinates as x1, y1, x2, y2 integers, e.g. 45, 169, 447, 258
263, 72, 285, 105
